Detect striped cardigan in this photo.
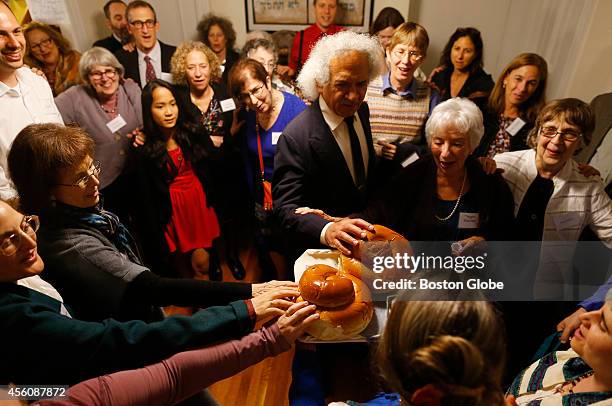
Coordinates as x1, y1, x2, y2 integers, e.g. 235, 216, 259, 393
509, 350, 612, 405
495, 149, 612, 299
494, 149, 612, 243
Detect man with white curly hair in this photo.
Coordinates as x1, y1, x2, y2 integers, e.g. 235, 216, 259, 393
273, 30, 385, 255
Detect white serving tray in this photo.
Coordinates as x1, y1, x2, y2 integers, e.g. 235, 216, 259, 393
294, 249, 390, 343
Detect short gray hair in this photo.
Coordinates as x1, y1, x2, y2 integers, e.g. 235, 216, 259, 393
79, 47, 125, 84
241, 38, 278, 63
297, 31, 384, 100
425, 98, 484, 150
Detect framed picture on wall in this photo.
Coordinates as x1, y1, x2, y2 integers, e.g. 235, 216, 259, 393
245, 0, 373, 32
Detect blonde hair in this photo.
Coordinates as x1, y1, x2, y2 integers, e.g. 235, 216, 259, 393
171, 41, 221, 86
387, 21, 429, 54
378, 295, 505, 405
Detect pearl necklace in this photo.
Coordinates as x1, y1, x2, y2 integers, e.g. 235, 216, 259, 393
435, 170, 467, 221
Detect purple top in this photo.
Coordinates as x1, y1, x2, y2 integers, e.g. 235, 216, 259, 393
38, 324, 290, 406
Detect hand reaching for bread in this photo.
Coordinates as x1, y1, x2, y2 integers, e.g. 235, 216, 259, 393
277, 301, 320, 344
324, 218, 374, 256
251, 286, 300, 327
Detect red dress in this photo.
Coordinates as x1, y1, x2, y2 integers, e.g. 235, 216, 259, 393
164, 147, 220, 253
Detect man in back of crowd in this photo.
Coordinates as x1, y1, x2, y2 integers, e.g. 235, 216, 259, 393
288, 0, 343, 77
114, 0, 176, 88
0, 1, 62, 202
92, 0, 129, 54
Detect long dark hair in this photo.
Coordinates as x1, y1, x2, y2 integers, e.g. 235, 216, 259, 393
141, 80, 210, 180
439, 27, 484, 75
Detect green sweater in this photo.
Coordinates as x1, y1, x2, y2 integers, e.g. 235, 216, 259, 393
0, 282, 253, 385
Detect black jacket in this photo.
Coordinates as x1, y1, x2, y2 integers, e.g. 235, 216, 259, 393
473, 109, 533, 157
115, 41, 176, 86
357, 153, 516, 241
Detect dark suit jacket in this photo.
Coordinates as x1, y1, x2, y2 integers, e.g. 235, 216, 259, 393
93, 35, 123, 54
114, 40, 176, 86
575, 92, 612, 164
273, 99, 376, 249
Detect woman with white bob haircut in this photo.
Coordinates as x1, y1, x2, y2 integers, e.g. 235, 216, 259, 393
295, 30, 385, 102
323, 97, 516, 253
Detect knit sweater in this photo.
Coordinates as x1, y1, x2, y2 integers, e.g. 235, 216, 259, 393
365, 75, 431, 146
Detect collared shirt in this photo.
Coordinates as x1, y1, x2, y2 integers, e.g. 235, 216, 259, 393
0, 67, 63, 199
319, 95, 369, 184
318, 96, 370, 245
589, 125, 612, 187
137, 41, 162, 88
381, 73, 439, 115
289, 24, 344, 71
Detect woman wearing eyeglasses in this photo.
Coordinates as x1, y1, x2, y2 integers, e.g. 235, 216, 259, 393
227, 58, 306, 279
7, 123, 298, 323
365, 22, 439, 163
23, 21, 81, 96
494, 98, 612, 247
0, 197, 314, 387
54, 47, 143, 224
493, 99, 612, 377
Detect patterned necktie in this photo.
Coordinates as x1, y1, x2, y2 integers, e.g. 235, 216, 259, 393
144, 55, 157, 83
344, 116, 366, 194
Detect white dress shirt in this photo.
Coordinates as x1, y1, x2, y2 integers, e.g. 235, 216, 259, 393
589, 126, 612, 187
137, 41, 162, 88
0, 67, 63, 199
318, 96, 370, 245
319, 96, 369, 184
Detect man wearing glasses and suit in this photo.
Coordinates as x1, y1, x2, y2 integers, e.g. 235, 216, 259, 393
114, 0, 176, 88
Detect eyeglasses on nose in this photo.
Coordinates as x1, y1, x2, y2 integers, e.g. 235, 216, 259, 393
30, 38, 52, 52
539, 126, 582, 142
129, 19, 156, 29
89, 69, 117, 80
56, 160, 101, 189
392, 48, 424, 62
0, 215, 40, 256
239, 84, 266, 103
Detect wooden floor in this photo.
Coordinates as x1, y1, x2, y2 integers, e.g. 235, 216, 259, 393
165, 241, 294, 406
208, 347, 294, 406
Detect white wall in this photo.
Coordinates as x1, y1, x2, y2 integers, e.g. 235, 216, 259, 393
567, 0, 612, 102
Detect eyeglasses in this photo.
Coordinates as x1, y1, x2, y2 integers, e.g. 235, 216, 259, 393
30, 37, 52, 52
0, 215, 39, 256
239, 84, 266, 103
56, 160, 101, 189
392, 48, 424, 62
129, 19, 156, 29
539, 126, 582, 142
89, 69, 117, 81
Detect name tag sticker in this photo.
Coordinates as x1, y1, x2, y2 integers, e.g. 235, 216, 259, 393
106, 114, 127, 133
271, 132, 282, 145
458, 212, 480, 229
220, 98, 236, 112
401, 152, 419, 168
506, 117, 526, 136
552, 212, 582, 231
160, 72, 174, 83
